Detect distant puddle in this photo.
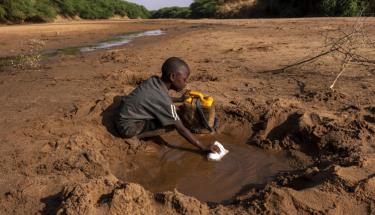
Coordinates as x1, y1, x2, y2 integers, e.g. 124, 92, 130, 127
80, 29, 164, 52
48, 29, 164, 56
113, 132, 294, 203
0, 29, 164, 69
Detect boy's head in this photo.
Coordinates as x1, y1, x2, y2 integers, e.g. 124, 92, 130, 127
161, 57, 190, 92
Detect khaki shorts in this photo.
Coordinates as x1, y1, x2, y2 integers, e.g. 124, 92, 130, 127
115, 118, 160, 138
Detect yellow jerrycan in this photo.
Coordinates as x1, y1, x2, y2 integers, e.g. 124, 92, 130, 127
181, 90, 216, 134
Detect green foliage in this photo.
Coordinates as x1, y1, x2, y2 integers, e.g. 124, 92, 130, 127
0, 0, 372, 22
29, 0, 57, 22
152, 7, 191, 18
190, 0, 218, 18
319, 0, 360, 16
54, 0, 150, 19
360, 0, 375, 14
0, 0, 150, 23
258, 0, 363, 17
121, 1, 150, 18
0, 5, 5, 20
261, 0, 320, 17
53, 0, 76, 17
1, 0, 33, 22
371, 1, 375, 12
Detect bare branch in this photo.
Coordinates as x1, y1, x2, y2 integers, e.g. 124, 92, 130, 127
265, 10, 374, 90
330, 55, 352, 90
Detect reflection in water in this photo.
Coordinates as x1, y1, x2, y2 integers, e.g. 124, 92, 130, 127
113, 132, 294, 203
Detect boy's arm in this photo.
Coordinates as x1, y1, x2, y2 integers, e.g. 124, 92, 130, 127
171, 97, 184, 103
174, 120, 213, 152
171, 91, 189, 103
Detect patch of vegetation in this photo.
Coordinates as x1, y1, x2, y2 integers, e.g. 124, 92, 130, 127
320, 0, 361, 16
249, 0, 365, 17
151, 7, 191, 18
151, 0, 217, 19
364, 0, 375, 14
0, 54, 42, 71
0, 5, 5, 20
190, 0, 218, 18
249, 0, 373, 17
31, 0, 57, 22
0, 0, 149, 23
151, 0, 374, 19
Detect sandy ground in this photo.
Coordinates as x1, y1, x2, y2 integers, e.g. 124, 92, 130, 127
0, 18, 374, 214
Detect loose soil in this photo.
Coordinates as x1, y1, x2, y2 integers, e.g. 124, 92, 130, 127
0, 18, 374, 215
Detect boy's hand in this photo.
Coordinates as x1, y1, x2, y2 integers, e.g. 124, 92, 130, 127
179, 90, 190, 102
172, 90, 190, 103
208, 144, 221, 154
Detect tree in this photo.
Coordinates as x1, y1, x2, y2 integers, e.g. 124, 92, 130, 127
190, 0, 218, 18
152, 7, 191, 18
0, 5, 6, 21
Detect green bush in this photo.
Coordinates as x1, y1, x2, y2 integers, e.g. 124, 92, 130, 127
362, 0, 375, 14
190, 0, 218, 18
53, 0, 80, 17
1, 0, 33, 23
122, 1, 150, 18
0, 0, 150, 23
256, 0, 362, 17
319, 0, 360, 16
152, 7, 191, 18
28, 0, 57, 22
0, 5, 6, 20
78, 0, 114, 19
259, 0, 319, 17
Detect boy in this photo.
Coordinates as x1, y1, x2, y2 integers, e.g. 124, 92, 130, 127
115, 57, 219, 153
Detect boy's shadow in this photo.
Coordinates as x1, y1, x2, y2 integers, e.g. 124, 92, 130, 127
101, 96, 202, 155
101, 95, 123, 138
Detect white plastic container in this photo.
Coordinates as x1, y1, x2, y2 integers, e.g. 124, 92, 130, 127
207, 141, 229, 161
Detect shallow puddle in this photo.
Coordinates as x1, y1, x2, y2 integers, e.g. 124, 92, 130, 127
80, 29, 164, 52
113, 131, 294, 203
46, 29, 164, 56
1, 30, 165, 70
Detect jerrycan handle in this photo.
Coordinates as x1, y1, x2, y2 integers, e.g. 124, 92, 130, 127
187, 90, 214, 107
189, 90, 205, 101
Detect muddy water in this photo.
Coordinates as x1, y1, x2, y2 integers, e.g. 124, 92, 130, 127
113, 131, 294, 203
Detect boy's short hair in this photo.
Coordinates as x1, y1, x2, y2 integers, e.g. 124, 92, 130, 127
161, 57, 189, 80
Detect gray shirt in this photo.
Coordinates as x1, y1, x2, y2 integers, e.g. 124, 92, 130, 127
118, 76, 180, 126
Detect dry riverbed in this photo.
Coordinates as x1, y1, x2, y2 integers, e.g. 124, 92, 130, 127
0, 18, 374, 214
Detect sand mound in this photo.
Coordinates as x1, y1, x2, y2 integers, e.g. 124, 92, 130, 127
57, 176, 211, 215
247, 100, 374, 166
236, 165, 375, 214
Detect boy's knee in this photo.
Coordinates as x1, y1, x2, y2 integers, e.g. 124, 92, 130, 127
116, 120, 145, 138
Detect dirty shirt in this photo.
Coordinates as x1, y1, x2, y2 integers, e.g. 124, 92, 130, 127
118, 76, 180, 126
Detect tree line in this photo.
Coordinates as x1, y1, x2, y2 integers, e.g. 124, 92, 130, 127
152, 0, 375, 19
1, 0, 374, 23
0, 0, 149, 23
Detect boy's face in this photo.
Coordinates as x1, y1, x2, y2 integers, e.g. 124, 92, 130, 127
171, 67, 190, 92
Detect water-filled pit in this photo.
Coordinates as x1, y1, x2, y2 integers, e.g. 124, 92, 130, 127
112, 130, 295, 203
